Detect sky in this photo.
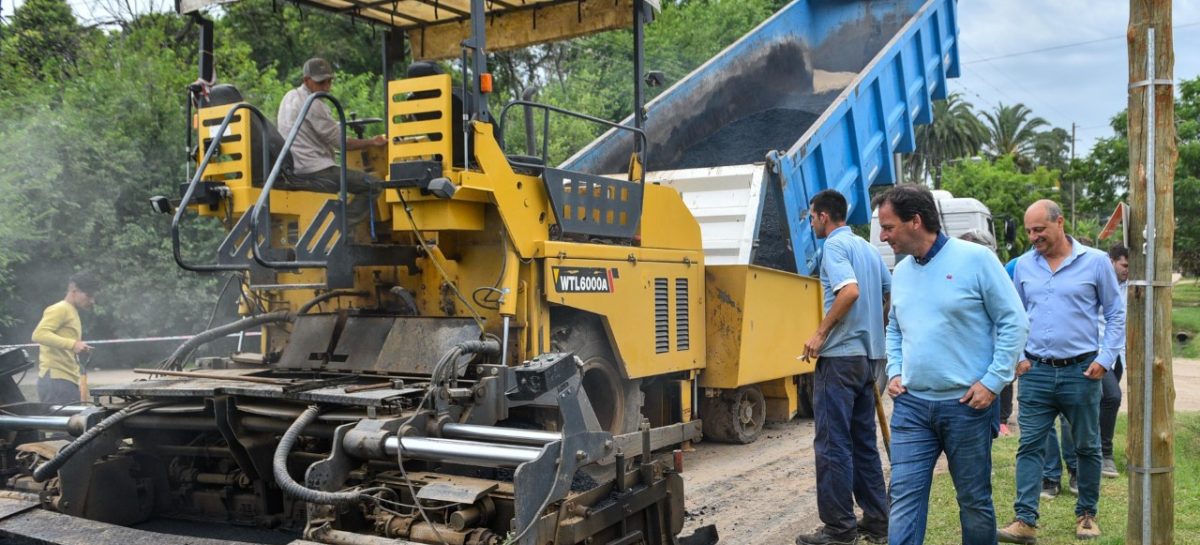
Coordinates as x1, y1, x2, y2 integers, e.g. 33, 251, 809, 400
2, 0, 1196, 155
955, 0, 1200, 154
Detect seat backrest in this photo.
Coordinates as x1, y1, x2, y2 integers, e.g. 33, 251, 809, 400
406, 63, 466, 168
202, 84, 293, 186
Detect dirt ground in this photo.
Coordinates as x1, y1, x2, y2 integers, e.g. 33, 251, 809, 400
1149, 357, 1200, 411
679, 358, 1200, 544
679, 418, 821, 544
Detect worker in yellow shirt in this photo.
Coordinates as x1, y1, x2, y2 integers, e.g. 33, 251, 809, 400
31, 272, 98, 405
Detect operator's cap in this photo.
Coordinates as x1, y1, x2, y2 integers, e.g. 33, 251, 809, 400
303, 57, 335, 82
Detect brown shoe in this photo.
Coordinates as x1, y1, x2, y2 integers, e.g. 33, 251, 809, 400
1076, 514, 1101, 540
997, 519, 1037, 544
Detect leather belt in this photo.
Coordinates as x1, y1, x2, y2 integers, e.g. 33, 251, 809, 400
1025, 351, 1098, 368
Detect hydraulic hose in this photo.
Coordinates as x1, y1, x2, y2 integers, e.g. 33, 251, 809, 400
430, 339, 500, 385
162, 310, 292, 370
163, 290, 370, 371
272, 405, 362, 507
32, 401, 161, 482
296, 289, 369, 316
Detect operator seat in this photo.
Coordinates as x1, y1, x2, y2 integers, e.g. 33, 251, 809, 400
201, 84, 294, 187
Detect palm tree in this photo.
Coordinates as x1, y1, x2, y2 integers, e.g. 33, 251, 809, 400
982, 103, 1050, 168
907, 93, 988, 188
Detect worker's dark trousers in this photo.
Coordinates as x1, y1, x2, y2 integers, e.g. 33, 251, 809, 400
1045, 358, 1123, 480
282, 167, 381, 231
1098, 358, 1124, 457
999, 383, 1014, 425
37, 375, 80, 405
813, 355, 888, 536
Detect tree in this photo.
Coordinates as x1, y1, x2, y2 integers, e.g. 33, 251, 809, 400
6, 0, 83, 78
219, 0, 385, 82
499, 0, 782, 165
940, 155, 1059, 258
1171, 77, 1200, 276
982, 103, 1049, 169
1068, 76, 1200, 274
0, 14, 240, 344
1032, 126, 1071, 172
906, 93, 988, 187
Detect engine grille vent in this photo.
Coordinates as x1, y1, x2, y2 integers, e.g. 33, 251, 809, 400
675, 278, 690, 351
655, 278, 669, 353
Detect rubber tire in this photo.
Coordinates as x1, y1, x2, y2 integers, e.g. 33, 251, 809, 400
796, 374, 815, 419
701, 385, 767, 444
550, 314, 644, 435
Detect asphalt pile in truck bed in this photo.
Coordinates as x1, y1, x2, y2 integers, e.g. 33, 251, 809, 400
665, 108, 818, 170
656, 107, 816, 273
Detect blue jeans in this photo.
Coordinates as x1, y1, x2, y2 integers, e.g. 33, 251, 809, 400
1042, 416, 1076, 483
814, 356, 889, 534
1014, 361, 1102, 523
889, 392, 999, 545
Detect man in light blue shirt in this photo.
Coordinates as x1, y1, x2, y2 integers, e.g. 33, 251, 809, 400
878, 185, 1028, 545
999, 200, 1124, 543
796, 189, 890, 545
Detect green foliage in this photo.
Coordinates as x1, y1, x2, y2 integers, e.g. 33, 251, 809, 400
1069, 76, 1200, 275
902, 98, 1071, 191
940, 155, 1058, 258
1032, 126, 1071, 173
908, 93, 988, 188
0, 12, 232, 338
1176, 177, 1200, 277
1070, 216, 1103, 246
981, 102, 1050, 169
6, 0, 83, 78
219, 0, 384, 80
1172, 78, 1200, 277
495, 0, 781, 165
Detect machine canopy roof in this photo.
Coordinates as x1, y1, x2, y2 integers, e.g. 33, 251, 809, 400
179, 0, 658, 60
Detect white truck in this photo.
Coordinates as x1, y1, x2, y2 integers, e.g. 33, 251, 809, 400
870, 189, 1014, 268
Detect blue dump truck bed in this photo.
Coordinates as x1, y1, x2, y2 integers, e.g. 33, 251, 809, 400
564, 0, 960, 276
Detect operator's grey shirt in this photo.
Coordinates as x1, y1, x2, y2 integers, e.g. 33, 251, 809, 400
277, 84, 339, 174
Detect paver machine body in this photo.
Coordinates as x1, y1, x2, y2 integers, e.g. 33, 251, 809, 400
0, 2, 706, 544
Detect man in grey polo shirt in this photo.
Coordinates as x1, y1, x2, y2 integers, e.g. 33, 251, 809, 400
795, 189, 890, 545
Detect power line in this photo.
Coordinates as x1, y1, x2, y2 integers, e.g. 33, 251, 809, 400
963, 21, 1200, 65
958, 41, 1073, 128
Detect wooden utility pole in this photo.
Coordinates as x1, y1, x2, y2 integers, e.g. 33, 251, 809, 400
1126, 2, 1176, 544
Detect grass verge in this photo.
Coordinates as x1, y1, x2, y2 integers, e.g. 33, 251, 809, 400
1170, 281, 1200, 358
923, 413, 1200, 544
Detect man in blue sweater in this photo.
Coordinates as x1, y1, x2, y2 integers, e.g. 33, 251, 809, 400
877, 185, 1028, 545
796, 189, 890, 545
